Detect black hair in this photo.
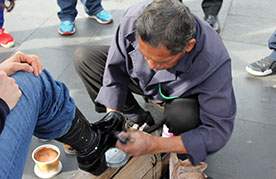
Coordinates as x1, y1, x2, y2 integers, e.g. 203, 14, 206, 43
136, 0, 195, 55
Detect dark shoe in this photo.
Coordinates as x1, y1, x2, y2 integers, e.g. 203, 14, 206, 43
122, 99, 155, 127
57, 109, 126, 176
78, 112, 126, 175
204, 15, 220, 34
246, 56, 276, 76
124, 111, 155, 128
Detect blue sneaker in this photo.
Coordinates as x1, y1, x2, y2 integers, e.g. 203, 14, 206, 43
58, 20, 76, 35
87, 9, 113, 24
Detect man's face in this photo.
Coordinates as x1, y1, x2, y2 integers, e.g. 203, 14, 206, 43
138, 36, 186, 70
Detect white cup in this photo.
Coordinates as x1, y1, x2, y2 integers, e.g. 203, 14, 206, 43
32, 144, 61, 177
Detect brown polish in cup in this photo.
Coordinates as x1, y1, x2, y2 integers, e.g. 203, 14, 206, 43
34, 147, 58, 163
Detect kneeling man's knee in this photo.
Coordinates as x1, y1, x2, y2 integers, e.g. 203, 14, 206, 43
164, 97, 200, 135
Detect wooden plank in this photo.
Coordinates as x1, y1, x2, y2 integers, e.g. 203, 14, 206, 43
161, 153, 170, 175
114, 154, 161, 179
143, 155, 162, 179
70, 153, 164, 179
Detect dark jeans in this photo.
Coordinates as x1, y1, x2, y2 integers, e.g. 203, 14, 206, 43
57, 0, 103, 21
179, 0, 223, 17
74, 46, 201, 135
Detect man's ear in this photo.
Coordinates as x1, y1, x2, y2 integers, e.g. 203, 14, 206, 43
185, 39, 196, 52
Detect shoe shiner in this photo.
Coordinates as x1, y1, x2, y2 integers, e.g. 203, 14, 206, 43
74, 0, 236, 172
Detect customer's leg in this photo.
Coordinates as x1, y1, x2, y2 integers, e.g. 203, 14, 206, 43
0, 70, 76, 179
57, 0, 78, 21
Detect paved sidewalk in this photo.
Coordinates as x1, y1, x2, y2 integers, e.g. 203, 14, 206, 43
1, 0, 276, 178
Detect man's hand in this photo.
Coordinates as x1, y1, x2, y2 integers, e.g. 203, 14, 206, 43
116, 131, 157, 156
0, 70, 22, 110
0, 51, 43, 77
116, 131, 188, 157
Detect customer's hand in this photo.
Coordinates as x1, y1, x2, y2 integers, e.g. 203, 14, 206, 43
0, 51, 43, 77
0, 70, 22, 110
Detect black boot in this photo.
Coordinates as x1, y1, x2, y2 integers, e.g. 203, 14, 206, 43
56, 108, 97, 153
122, 93, 155, 127
56, 108, 126, 176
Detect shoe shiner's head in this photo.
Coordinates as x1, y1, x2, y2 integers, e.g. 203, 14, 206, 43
136, 0, 196, 70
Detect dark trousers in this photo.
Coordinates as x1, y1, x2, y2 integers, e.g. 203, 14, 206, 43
179, 0, 223, 17
74, 46, 201, 135
57, 0, 103, 21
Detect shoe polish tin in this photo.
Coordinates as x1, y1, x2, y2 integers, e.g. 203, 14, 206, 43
105, 147, 129, 168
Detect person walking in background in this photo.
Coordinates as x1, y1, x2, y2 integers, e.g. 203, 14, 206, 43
180, 0, 222, 33
246, 30, 276, 76
201, 0, 222, 33
0, 0, 15, 48
57, 0, 113, 35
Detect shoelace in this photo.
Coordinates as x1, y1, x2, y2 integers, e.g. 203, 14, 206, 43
62, 21, 73, 25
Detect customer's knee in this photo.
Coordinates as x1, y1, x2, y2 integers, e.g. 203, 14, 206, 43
164, 97, 200, 135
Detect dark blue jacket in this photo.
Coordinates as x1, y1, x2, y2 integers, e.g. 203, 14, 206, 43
95, 0, 236, 165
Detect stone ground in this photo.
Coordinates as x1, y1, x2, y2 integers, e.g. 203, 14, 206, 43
1, 0, 276, 178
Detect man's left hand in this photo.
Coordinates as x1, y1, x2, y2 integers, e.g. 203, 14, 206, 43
0, 51, 43, 77
116, 131, 157, 156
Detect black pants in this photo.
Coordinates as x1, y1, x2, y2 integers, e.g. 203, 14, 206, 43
74, 46, 201, 135
179, 0, 223, 17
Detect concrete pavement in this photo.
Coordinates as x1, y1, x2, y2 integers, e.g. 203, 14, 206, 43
1, 0, 276, 178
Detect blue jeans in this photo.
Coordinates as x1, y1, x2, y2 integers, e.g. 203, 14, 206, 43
268, 30, 276, 61
0, 0, 5, 28
57, 0, 103, 21
0, 70, 75, 179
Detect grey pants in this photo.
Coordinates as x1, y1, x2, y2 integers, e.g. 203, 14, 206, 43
74, 45, 201, 135
179, 0, 223, 17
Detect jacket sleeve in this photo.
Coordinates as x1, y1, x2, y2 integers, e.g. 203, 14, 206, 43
0, 98, 10, 134
181, 60, 237, 165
